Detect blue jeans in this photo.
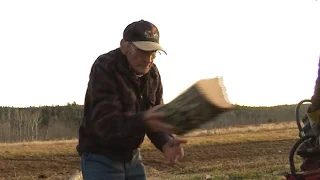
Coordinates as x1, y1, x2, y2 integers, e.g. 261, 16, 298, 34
81, 150, 146, 180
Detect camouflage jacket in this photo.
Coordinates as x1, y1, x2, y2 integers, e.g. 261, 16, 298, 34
77, 48, 172, 161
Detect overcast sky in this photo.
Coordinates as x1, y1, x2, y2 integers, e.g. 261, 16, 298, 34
0, 0, 319, 107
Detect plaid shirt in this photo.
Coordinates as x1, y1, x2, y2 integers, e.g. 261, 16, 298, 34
77, 48, 172, 161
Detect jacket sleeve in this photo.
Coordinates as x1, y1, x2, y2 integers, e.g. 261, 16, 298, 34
87, 60, 147, 150
146, 70, 174, 151
310, 58, 320, 112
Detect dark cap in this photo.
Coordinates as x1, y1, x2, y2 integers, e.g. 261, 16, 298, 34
123, 20, 166, 54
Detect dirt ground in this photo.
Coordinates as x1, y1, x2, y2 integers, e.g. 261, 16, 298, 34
0, 127, 301, 180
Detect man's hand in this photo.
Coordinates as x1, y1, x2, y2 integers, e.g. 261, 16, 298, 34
162, 137, 188, 164
143, 105, 174, 133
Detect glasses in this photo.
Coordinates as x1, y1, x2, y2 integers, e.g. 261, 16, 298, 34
129, 43, 159, 60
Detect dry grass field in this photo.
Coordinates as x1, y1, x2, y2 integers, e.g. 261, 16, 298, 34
0, 121, 303, 180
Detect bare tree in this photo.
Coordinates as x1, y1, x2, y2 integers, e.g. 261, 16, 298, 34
31, 109, 41, 140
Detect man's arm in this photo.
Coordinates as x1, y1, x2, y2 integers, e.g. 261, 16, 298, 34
310, 58, 320, 112
88, 59, 147, 150
146, 69, 174, 151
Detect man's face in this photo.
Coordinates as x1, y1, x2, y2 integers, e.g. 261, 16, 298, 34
126, 43, 157, 75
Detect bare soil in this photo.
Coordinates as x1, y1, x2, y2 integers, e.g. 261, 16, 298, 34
0, 127, 301, 180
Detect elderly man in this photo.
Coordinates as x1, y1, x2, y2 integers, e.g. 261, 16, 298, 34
76, 20, 187, 180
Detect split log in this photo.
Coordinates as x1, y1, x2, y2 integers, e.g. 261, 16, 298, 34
157, 77, 234, 135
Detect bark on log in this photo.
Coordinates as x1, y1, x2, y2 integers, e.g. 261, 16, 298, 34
157, 77, 234, 135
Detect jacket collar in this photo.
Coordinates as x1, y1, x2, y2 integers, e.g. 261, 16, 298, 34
113, 48, 160, 100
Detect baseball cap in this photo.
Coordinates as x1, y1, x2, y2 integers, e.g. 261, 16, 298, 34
123, 20, 167, 54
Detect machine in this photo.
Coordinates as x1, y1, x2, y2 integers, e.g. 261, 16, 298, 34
285, 99, 320, 180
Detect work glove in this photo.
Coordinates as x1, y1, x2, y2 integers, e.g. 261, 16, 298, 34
307, 109, 320, 137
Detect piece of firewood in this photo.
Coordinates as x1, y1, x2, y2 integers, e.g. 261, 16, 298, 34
157, 77, 234, 135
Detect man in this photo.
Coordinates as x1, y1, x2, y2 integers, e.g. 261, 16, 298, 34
76, 20, 187, 180
307, 58, 320, 147
298, 57, 320, 154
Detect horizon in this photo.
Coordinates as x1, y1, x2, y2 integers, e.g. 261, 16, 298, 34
1, 0, 320, 108
0, 100, 310, 108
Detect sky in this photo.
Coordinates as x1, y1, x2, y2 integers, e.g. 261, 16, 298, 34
0, 0, 320, 108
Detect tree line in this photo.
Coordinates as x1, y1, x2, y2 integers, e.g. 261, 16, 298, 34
0, 101, 310, 143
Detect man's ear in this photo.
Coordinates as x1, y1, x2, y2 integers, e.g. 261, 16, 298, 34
120, 39, 129, 55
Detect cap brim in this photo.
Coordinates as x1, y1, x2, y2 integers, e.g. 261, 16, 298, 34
132, 41, 167, 55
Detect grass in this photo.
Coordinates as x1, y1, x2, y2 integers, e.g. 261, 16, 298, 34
0, 121, 303, 180
184, 121, 298, 136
